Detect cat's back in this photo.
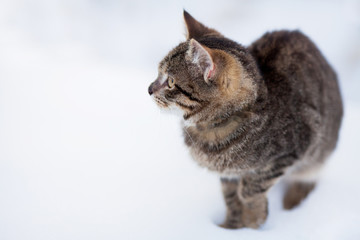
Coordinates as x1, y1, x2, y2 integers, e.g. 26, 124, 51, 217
249, 30, 337, 103
249, 30, 341, 104
249, 30, 343, 155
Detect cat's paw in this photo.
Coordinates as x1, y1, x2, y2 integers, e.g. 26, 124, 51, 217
219, 221, 244, 229
283, 181, 315, 210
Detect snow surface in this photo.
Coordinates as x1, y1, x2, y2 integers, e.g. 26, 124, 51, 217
0, 0, 360, 239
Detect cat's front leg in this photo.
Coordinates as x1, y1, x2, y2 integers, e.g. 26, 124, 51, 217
220, 178, 244, 229
236, 176, 269, 229
220, 166, 285, 229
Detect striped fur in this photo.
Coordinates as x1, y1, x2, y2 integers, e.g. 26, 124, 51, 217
148, 11, 343, 229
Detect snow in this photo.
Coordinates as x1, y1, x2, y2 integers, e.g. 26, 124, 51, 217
0, 0, 359, 239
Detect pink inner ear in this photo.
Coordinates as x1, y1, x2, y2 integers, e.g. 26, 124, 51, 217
188, 39, 216, 82
207, 64, 215, 80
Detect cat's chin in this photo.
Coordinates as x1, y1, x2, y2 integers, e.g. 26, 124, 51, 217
158, 104, 184, 118
182, 118, 196, 128
157, 103, 197, 127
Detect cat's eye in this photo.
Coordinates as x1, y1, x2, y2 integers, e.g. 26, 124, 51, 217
168, 77, 175, 88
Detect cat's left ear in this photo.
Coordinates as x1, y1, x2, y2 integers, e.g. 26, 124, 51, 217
186, 39, 216, 84
183, 10, 222, 40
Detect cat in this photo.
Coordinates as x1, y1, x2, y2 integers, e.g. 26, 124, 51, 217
148, 10, 343, 229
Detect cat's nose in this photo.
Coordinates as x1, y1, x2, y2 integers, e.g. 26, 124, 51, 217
148, 83, 154, 95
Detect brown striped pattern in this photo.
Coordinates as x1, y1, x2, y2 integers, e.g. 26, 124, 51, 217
148, 11, 343, 229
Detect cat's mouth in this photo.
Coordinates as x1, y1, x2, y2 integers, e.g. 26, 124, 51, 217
154, 96, 169, 108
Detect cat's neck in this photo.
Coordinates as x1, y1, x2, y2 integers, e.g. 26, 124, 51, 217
183, 109, 257, 134
182, 108, 263, 152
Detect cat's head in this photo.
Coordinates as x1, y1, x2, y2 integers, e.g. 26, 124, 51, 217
148, 11, 259, 123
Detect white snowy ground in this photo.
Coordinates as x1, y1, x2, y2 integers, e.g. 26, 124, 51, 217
0, 0, 360, 239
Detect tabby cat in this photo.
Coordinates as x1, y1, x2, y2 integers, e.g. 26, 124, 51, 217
148, 11, 343, 229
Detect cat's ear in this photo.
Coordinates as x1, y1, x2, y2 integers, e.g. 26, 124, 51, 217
187, 39, 216, 84
183, 10, 222, 40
